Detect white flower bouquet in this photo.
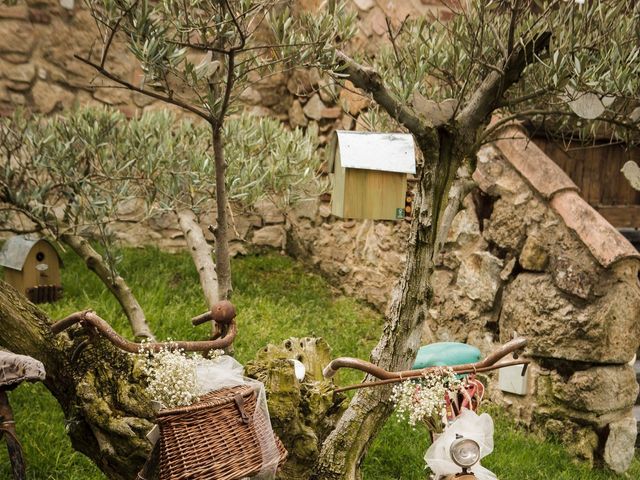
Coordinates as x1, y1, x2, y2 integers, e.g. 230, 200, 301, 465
137, 343, 225, 409
390, 368, 461, 433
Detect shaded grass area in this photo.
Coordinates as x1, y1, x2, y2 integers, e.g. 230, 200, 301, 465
368, 410, 640, 480
1, 247, 638, 479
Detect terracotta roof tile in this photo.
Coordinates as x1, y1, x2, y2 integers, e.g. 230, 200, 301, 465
493, 126, 578, 199
550, 190, 640, 267
486, 125, 640, 268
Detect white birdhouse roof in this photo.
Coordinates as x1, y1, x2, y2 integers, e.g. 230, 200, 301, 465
0, 235, 62, 271
328, 131, 416, 174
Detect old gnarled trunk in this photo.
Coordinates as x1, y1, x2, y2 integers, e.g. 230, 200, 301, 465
0, 281, 154, 480
314, 131, 466, 480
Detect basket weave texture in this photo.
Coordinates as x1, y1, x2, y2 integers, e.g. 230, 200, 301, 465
156, 384, 287, 480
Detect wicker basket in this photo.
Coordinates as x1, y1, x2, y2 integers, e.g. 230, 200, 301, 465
156, 384, 287, 480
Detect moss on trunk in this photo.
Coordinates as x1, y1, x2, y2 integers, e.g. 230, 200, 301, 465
314, 131, 467, 480
0, 281, 154, 479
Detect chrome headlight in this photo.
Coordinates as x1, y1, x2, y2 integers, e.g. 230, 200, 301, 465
450, 437, 480, 468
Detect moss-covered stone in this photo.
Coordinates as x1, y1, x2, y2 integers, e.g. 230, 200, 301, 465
246, 337, 347, 479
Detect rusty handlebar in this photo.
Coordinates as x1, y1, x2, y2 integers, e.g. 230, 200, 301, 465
51, 300, 238, 354
324, 337, 529, 393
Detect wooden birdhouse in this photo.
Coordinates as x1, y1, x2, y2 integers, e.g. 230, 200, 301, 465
0, 235, 63, 303
328, 131, 416, 220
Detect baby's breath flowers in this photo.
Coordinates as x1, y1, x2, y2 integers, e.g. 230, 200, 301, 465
390, 368, 460, 433
137, 342, 224, 409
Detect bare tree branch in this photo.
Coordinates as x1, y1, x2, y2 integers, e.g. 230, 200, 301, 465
223, 0, 246, 51
100, 0, 140, 68
217, 51, 236, 126
335, 51, 435, 138
176, 209, 219, 310
61, 234, 155, 340
75, 55, 213, 122
506, 0, 522, 57
496, 85, 556, 108
457, 31, 552, 132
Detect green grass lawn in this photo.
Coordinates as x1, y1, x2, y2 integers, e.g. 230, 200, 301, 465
1, 247, 638, 479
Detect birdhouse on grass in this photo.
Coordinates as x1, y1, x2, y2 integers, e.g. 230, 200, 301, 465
328, 131, 416, 220
0, 235, 63, 303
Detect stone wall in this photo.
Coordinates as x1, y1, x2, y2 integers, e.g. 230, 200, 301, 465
426, 127, 640, 472
102, 193, 409, 312
0, 0, 445, 310
0, 0, 451, 125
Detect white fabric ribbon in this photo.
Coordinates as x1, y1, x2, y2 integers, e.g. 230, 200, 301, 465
425, 409, 498, 480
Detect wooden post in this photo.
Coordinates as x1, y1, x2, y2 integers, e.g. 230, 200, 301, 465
0, 390, 26, 480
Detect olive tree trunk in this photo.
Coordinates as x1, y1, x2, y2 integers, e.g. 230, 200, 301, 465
176, 209, 219, 309
61, 233, 155, 340
314, 130, 466, 480
211, 126, 232, 301
0, 281, 154, 480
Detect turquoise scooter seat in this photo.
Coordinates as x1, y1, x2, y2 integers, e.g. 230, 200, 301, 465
412, 342, 481, 370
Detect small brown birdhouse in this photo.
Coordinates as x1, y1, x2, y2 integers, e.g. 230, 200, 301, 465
328, 131, 416, 220
0, 235, 63, 303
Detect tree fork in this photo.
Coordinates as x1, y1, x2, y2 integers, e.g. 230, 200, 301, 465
315, 132, 455, 480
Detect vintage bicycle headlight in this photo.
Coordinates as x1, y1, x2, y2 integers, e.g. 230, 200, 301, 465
450, 437, 481, 468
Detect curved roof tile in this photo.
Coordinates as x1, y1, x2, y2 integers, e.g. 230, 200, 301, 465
491, 125, 640, 268
493, 126, 578, 199
550, 190, 640, 267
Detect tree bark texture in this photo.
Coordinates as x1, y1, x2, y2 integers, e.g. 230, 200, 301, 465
60, 234, 155, 340
176, 209, 219, 309
0, 281, 154, 480
211, 126, 232, 301
315, 131, 465, 480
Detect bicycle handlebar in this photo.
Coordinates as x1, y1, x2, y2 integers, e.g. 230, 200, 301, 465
191, 300, 236, 326
323, 337, 528, 389
51, 301, 238, 353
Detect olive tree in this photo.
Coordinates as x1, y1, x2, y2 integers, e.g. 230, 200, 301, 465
0, 106, 323, 334
0, 106, 325, 478
144, 113, 323, 311
0, 108, 155, 339
78, 0, 352, 303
